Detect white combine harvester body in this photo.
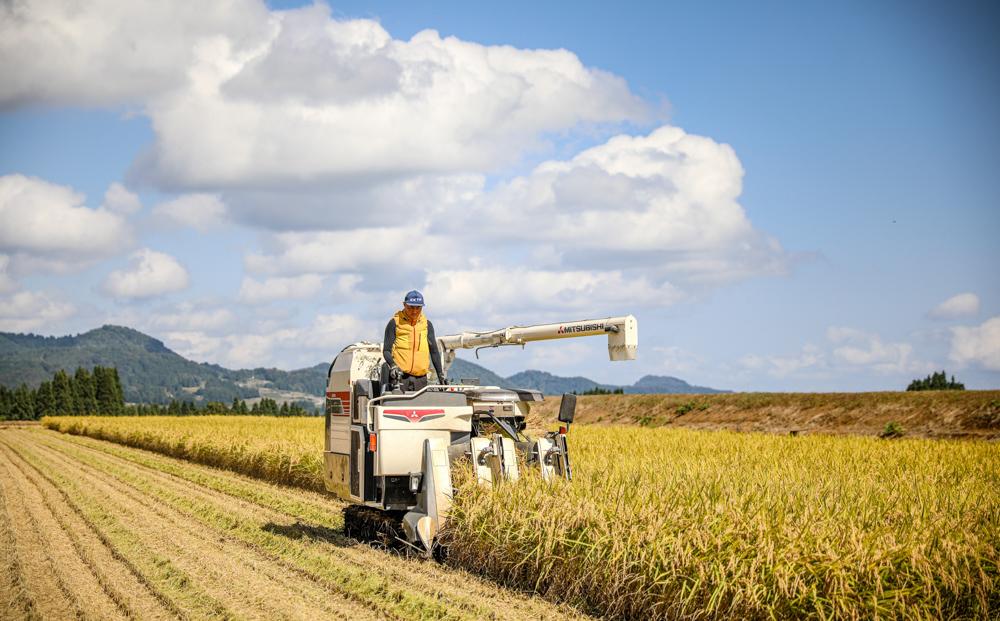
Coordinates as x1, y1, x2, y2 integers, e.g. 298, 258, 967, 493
322, 315, 637, 555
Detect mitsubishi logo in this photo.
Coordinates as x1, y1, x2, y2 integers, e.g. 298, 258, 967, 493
558, 323, 603, 334
383, 408, 446, 423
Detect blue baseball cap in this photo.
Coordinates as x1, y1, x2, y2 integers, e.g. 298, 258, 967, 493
404, 290, 424, 306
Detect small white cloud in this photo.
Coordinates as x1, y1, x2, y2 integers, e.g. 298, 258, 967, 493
0, 174, 132, 272
651, 345, 704, 374
949, 316, 1000, 371
152, 193, 227, 232
162, 330, 296, 369
739, 326, 934, 380
827, 326, 920, 374
102, 248, 190, 299
0, 255, 17, 294
929, 293, 980, 320
825, 326, 866, 344
307, 313, 373, 350
110, 301, 237, 334
102, 182, 142, 214
738, 344, 825, 378
0, 290, 75, 332
161, 313, 373, 368
245, 227, 454, 275
150, 304, 236, 332
425, 268, 683, 318
238, 274, 327, 305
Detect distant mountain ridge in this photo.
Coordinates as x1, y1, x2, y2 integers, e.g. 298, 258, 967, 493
0, 325, 726, 403
497, 368, 727, 395
0, 326, 325, 404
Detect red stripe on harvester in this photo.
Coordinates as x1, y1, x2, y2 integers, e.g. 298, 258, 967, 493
325, 390, 352, 416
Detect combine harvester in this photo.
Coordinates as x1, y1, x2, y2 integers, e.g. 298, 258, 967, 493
322, 315, 638, 556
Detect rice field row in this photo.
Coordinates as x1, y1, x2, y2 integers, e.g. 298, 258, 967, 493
43, 415, 326, 490
40, 416, 1000, 619
0, 425, 585, 620
445, 427, 1000, 619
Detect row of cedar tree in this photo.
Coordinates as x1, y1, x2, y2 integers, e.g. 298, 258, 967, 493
0, 366, 313, 421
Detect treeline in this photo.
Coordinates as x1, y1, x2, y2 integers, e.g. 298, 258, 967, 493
231, 364, 328, 396
907, 370, 965, 391
128, 397, 314, 417
0, 366, 317, 421
576, 387, 625, 395
0, 366, 125, 420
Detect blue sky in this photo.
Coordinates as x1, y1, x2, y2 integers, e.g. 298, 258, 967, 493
0, 0, 997, 391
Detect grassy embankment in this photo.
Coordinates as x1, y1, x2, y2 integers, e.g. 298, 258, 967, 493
532, 390, 1000, 438
43, 415, 999, 619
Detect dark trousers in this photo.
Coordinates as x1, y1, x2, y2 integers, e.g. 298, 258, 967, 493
399, 373, 428, 392
381, 362, 428, 393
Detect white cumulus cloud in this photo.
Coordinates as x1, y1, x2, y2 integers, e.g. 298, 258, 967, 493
929, 292, 980, 320
0, 174, 132, 273
425, 268, 683, 319
102, 249, 190, 299
739, 345, 825, 378
0, 0, 802, 369
949, 316, 1000, 371
245, 227, 455, 275
137, 5, 648, 189
0, 0, 270, 107
108, 300, 238, 336
102, 182, 142, 214
238, 274, 327, 304
152, 305, 236, 333
652, 345, 705, 375
0, 290, 75, 332
0, 255, 17, 294
241, 124, 785, 318
458, 125, 786, 284
152, 193, 228, 232
827, 326, 921, 374
162, 313, 373, 369
2, 1, 647, 190
739, 327, 932, 380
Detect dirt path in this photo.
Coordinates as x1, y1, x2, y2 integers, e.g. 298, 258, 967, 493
0, 427, 587, 620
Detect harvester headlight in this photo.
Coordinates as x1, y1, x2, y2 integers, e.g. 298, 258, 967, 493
409, 472, 423, 493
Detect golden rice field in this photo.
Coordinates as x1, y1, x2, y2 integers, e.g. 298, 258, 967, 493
40, 415, 1000, 620
44, 415, 327, 490
446, 428, 999, 619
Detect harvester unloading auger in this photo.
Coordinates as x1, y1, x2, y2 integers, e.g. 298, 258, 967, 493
321, 315, 638, 556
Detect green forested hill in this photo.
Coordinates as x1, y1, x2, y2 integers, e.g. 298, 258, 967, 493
229, 364, 330, 396
0, 326, 257, 403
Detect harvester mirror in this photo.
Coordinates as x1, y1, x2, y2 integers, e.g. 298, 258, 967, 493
557, 393, 577, 424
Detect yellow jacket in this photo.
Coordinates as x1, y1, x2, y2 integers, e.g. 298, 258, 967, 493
390, 311, 430, 376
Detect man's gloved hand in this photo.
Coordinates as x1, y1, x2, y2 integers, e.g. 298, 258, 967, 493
438, 375, 448, 385
388, 365, 402, 382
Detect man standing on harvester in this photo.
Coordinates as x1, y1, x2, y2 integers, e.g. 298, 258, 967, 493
383, 290, 446, 392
